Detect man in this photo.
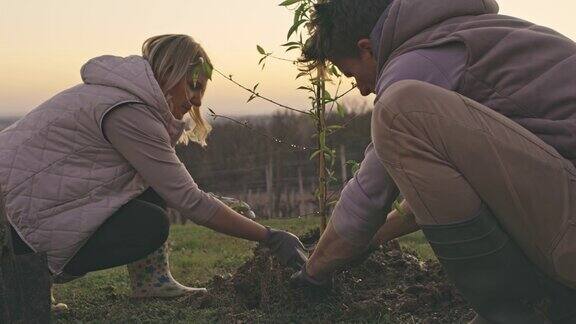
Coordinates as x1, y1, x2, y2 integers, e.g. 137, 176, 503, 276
291, 0, 576, 323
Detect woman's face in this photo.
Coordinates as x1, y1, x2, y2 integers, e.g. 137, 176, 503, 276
169, 74, 208, 120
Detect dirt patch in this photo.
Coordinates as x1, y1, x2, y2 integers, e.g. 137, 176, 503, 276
182, 230, 474, 323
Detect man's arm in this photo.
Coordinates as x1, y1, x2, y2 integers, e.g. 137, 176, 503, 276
305, 144, 400, 280
299, 44, 468, 282
370, 199, 419, 247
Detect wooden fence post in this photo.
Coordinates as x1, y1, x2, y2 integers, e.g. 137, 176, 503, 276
265, 159, 274, 218
298, 167, 306, 217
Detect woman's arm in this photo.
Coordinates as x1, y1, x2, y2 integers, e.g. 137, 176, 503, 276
103, 105, 306, 267
103, 104, 268, 240
204, 203, 268, 241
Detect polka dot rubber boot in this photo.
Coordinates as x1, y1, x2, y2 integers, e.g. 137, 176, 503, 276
127, 243, 206, 298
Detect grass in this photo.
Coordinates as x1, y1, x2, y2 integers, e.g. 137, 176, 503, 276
53, 217, 432, 323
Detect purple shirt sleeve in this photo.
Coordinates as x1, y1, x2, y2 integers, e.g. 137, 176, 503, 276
376, 42, 467, 99
331, 43, 467, 246
102, 104, 225, 225
331, 143, 399, 246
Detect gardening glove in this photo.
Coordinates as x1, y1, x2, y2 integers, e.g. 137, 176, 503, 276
305, 220, 370, 280
290, 262, 331, 288
263, 227, 308, 269
346, 244, 381, 267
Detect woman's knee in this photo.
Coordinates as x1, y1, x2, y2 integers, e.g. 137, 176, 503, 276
144, 208, 170, 249
126, 200, 170, 249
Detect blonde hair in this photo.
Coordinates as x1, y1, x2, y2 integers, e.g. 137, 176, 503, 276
142, 34, 212, 146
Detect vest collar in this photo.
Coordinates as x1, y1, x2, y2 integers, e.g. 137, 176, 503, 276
373, 0, 499, 72
81, 55, 185, 145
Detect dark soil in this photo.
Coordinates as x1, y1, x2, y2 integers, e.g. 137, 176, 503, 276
182, 230, 474, 323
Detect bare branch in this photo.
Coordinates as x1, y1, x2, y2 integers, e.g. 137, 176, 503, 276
333, 84, 357, 102
328, 79, 342, 115
270, 55, 298, 63
208, 107, 312, 152
213, 68, 311, 116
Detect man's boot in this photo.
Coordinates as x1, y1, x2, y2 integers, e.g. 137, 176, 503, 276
421, 204, 547, 324
127, 242, 206, 298
540, 275, 576, 323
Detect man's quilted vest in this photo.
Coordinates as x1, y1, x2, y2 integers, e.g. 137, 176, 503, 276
0, 55, 184, 274
376, 0, 576, 166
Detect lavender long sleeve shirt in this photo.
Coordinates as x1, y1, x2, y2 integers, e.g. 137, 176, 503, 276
330, 31, 467, 245
103, 104, 225, 225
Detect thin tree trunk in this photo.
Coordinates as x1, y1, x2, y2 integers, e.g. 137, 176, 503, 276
315, 76, 328, 233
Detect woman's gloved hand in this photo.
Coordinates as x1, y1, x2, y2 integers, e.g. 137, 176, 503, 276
262, 227, 308, 269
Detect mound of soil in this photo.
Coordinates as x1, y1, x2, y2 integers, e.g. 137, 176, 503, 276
182, 230, 474, 323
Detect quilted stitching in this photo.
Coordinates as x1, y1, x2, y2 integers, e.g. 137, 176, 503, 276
0, 55, 182, 274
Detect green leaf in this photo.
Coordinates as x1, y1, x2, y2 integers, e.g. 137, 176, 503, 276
297, 86, 314, 92
347, 160, 361, 175
256, 45, 266, 55
258, 56, 267, 66
324, 151, 333, 162
294, 3, 306, 24
287, 19, 306, 40
330, 65, 341, 77
286, 45, 300, 52
309, 149, 322, 160
337, 103, 346, 117
296, 71, 308, 79
327, 125, 343, 131
202, 62, 213, 80
279, 0, 302, 6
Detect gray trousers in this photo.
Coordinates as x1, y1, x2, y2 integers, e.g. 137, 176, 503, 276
372, 80, 576, 289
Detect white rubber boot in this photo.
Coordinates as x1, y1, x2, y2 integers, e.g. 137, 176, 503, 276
127, 243, 206, 298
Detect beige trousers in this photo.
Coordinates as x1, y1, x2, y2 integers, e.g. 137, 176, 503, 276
372, 80, 576, 289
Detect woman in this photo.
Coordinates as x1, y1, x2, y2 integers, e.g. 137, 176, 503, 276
0, 34, 306, 310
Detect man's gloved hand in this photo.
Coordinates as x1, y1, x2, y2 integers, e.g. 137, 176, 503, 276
263, 227, 308, 269
347, 244, 381, 267
290, 263, 331, 289
290, 246, 378, 289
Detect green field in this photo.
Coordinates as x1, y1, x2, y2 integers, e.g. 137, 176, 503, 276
53, 217, 433, 323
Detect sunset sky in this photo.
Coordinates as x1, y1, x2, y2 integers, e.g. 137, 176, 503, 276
1, 0, 575, 117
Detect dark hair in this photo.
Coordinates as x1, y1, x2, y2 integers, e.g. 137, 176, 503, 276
301, 0, 392, 67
